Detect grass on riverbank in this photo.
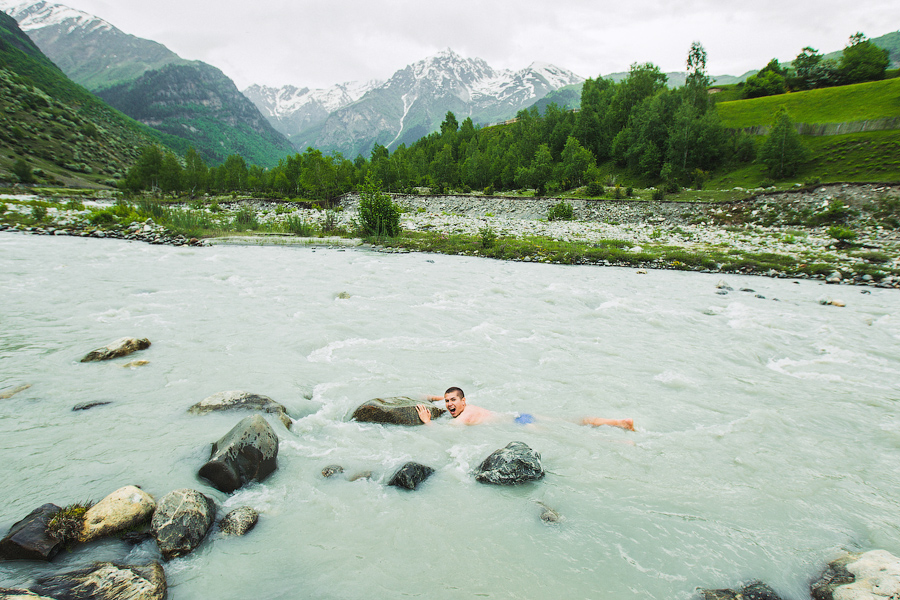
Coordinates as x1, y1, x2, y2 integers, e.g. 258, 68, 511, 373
370, 230, 895, 281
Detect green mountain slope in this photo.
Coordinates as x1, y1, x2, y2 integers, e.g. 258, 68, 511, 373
717, 78, 900, 128
0, 11, 171, 186
95, 62, 295, 167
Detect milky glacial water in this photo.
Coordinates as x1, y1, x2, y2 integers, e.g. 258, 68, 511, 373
1, 233, 899, 600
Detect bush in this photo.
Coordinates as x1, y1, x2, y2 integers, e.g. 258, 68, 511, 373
233, 207, 259, 230
0, 203, 7, 215
626, 187, 634, 197
483, 185, 494, 196
89, 209, 115, 225
586, 181, 604, 197
547, 201, 574, 221
284, 215, 315, 236
12, 158, 34, 184
827, 225, 857, 243
358, 174, 400, 238
479, 225, 497, 249
31, 205, 47, 221
651, 188, 665, 201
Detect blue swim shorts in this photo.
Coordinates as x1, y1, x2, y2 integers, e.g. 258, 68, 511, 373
515, 413, 535, 425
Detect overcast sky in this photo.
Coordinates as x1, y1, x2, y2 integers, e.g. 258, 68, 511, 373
46, 0, 897, 90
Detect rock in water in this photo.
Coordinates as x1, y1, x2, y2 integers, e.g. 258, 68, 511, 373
219, 507, 259, 536
810, 549, 900, 600
188, 390, 292, 429
0, 504, 63, 561
198, 414, 279, 493
30, 562, 166, 600
352, 397, 444, 426
474, 442, 544, 485
0, 588, 53, 598
321, 465, 344, 478
81, 486, 156, 543
388, 462, 435, 490
699, 581, 783, 600
150, 489, 215, 560
80, 338, 150, 362
0, 384, 31, 399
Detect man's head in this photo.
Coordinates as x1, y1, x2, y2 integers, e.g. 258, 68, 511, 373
443, 387, 466, 418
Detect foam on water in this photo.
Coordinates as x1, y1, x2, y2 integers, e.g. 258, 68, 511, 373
1, 234, 899, 599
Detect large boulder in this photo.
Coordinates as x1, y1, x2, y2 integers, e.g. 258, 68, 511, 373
388, 462, 435, 490
219, 507, 259, 537
188, 390, 292, 429
150, 489, 215, 560
352, 396, 444, 426
811, 549, 900, 600
29, 562, 166, 600
81, 486, 155, 543
474, 442, 544, 485
80, 338, 150, 362
0, 504, 63, 561
198, 414, 279, 493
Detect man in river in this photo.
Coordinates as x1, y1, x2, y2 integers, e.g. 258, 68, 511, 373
415, 386, 634, 430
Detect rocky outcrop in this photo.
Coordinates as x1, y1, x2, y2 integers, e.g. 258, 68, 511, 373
474, 442, 545, 485
698, 582, 783, 599
81, 486, 155, 543
150, 489, 215, 560
188, 390, 292, 429
0, 504, 62, 561
219, 507, 259, 537
29, 561, 166, 600
80, 338, 150, 362
352, 397, 444, 426
198, 415, 279, 493
0, 588, 54, 598
811, 549, 900, 600
387, 462, 435, 490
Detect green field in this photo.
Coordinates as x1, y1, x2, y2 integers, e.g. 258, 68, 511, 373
717, 78, 900, 128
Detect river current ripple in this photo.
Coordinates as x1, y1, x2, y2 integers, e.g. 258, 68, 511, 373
1, 234, 899, 599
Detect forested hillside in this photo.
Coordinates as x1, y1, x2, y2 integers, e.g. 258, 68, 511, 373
96, 62, 296, 167
0, 11, 175, 186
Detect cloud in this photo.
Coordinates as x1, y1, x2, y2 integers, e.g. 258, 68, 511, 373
53, 0, 898, 89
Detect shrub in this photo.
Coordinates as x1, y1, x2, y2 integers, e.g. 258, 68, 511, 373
322, 210, 340, 233
31, 205, 47, 221
89, 209, 115, 225
483, 185, 494, 196
827, 225, 857, 243
65, 200, 84, 211
0, 203, 6, 215
47, 501, 93, 548
651, 188, 665, 201
612, 184, 625, 199
358, 174, 400, 238
586, 181, 604, 197
626, 187, 634, 197
284, 215, 315, 236
547, 201, 574, 221
479, 225, 497, 249
12, 158, 34, 184
233, 207, 259, 230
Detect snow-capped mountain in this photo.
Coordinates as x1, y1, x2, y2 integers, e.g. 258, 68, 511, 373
243, 80, 383, 144
254, 48, 584, 158
0, 0, 186, 90
1, 0, 294, 166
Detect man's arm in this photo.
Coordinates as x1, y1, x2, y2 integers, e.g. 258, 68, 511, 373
416, 404, 433, 425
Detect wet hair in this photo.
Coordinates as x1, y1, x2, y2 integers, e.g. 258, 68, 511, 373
444, 386, 465, 398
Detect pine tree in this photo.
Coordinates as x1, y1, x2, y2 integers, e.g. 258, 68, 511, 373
759, 109, 807, 179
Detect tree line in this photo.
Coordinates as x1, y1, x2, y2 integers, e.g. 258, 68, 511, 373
742, 32, 892, 99
124, 42, 793, 198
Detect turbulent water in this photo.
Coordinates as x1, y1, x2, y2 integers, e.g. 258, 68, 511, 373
1, 233, 899, 600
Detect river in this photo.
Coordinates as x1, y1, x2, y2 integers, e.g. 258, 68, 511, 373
1, 233, 899, 599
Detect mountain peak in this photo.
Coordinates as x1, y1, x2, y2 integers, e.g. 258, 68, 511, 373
0, 0, 113, 34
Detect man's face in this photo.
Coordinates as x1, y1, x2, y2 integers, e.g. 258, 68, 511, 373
444, 391, 466, 418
